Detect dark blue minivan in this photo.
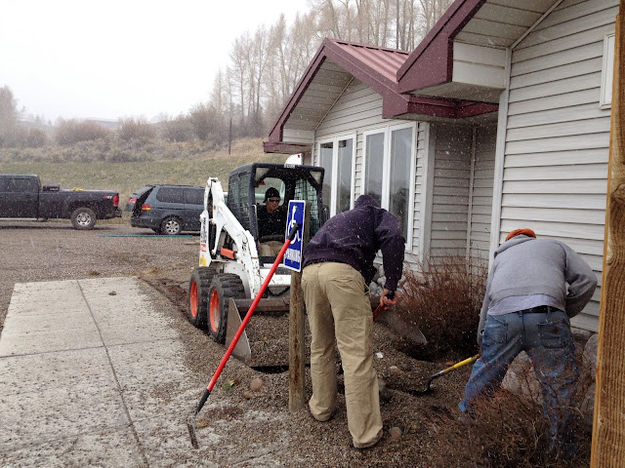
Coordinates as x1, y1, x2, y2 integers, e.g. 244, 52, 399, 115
128, 184, 204, 235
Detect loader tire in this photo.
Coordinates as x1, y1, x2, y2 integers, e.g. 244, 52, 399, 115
186, 267, 215, 329
208, 273, 245, 344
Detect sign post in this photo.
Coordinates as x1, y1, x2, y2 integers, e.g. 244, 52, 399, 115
285, 200, 310, 412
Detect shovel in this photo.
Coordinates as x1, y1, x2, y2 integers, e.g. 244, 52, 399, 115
410, 354, 480, 396
186, 223, 300, 448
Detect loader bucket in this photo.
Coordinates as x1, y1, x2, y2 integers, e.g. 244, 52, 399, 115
225, 297, 298, 368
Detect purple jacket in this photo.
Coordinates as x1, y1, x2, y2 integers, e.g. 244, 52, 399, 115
302, 195, 405, 291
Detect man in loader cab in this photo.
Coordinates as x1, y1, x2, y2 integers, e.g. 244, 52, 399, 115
301, 194, 405, 449
257, 187, 287, 257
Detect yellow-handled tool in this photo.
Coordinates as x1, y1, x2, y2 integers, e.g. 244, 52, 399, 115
411, 354, 480, 395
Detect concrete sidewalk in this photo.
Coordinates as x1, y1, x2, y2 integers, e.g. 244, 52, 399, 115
0, 277, 216, 467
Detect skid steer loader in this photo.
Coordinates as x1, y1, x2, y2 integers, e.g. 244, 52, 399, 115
186, 162, 326, 363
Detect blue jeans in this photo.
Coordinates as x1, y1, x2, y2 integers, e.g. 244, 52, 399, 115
459, 308, 579, 454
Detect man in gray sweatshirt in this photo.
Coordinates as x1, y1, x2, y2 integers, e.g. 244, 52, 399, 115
459, 228, 597, 456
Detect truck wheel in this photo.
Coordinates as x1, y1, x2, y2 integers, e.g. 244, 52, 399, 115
208, 273, 245, 344
71, 207, 97, 230
161, 216, 182, 235
186, 267, 215, 329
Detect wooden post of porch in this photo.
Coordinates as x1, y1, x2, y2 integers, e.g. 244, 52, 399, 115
591, 2, 625, 465
289, 201, 311, 412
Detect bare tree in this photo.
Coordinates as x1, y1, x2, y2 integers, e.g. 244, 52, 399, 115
0, 86, 18, 147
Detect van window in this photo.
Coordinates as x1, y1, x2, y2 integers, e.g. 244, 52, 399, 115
184, 188, 204, 205
156, 187, 184, 203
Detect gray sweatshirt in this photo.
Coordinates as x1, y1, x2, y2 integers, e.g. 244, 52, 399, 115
477, 235, 597, 343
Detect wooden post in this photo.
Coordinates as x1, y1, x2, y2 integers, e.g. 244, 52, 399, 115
289, 201, 311, 412
591, 3, 625, 465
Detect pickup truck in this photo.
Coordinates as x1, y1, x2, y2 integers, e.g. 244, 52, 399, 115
0, 173, 121, 229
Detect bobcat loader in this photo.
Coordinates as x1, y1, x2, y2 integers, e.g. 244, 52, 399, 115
185, 161, 326, 364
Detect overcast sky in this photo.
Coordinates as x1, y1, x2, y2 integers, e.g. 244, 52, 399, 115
0, 0, 311, 122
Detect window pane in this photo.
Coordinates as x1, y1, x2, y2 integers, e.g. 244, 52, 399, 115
390, 127, 412, 239
319, 142, 333, 212
365, 133, 384, 205
294, 178, 321, 236
336, 139, 352, 213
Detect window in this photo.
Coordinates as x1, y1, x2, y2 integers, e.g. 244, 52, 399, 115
317, 135, 355, 217
184, 188, 204, 205
601, 33, 614, 108
156, 187, 184, 203
364, 123, 416, 245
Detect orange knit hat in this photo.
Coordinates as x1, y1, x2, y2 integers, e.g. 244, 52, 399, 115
505, 228, 536, 242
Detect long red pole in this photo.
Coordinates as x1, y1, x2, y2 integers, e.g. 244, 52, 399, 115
193, 223, 300, 415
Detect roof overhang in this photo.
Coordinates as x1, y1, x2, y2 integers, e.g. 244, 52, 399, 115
397, 0, 561, 102
265, 37, 498, 153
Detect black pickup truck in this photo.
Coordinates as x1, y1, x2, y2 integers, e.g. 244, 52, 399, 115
0, 174, 121, 229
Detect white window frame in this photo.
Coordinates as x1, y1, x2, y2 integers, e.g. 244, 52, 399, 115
362, 122, 417, 249
316, 133, 356, 217
600, 33, 615, 109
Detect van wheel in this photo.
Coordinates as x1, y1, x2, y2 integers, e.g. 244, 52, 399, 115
71, 207, 96, 230
208, 273, 245, 344
186, 267, 216, 329
161, 216, 182, 235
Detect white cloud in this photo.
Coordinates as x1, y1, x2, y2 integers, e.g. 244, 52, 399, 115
0, 0, 310, 121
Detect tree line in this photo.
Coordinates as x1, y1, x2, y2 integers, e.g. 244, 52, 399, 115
0, 0, 452, 150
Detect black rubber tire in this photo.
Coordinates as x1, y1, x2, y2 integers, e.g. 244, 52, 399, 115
186, 267, 216, 329
207, 273, 245, 344
71, 207, 97, 230
161, 216, 182, 235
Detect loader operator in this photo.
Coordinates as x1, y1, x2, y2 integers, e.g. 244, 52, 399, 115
301, 194, 405, 449
459, 228, 596, 457
257, 187, 287, 257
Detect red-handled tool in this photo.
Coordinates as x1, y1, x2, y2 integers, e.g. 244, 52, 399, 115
186, 222, 301, 448
373, 290, 395, 320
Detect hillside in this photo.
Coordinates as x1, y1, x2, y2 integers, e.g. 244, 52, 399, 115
1, 138, 289, 203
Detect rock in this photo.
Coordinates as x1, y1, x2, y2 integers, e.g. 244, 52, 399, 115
379, 379, 392, 402
389, 426, 402, 440
583, 333, 598, 376
250, 377, 264, 392
501, 352, 542, 405
243, 391, 254, 399
389, 365, 401, 375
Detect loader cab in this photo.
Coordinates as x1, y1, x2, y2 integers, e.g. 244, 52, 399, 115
226, 162, 326, 246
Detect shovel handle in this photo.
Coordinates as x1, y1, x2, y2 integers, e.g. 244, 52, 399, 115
205, 223, 300, 394
372, 290, 395, 320
435, 354, 480, 378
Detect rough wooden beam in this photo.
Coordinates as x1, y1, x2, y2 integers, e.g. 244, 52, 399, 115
591, 2, 625, 465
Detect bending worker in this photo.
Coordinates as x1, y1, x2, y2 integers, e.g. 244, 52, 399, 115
459, 228, 597, 457
256, 187, 287, 256
301, 194, 405, 449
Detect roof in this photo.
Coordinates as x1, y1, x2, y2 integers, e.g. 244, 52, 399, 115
396, 0, 562, 97
264, 38, 497, 153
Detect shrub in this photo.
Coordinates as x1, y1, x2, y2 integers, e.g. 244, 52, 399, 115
396, 256, 486, 358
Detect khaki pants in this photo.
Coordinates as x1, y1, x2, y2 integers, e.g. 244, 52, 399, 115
259, 240, 283, 257
301, 262, 382, 448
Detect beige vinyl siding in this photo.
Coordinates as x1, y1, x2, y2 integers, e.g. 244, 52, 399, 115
429, 124, 472, 262
312, 79, 424, 262
500, 0, 616, 332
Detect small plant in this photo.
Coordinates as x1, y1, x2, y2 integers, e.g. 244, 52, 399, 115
396, 255, 486, 358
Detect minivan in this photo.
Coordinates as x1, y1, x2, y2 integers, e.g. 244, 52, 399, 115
128, 184, 204, 235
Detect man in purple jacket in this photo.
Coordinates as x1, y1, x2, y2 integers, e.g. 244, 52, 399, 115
301, 194, 405, 449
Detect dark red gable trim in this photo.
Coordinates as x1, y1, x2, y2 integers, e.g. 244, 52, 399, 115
396, 0, 486, 94
262, 141, 311, 154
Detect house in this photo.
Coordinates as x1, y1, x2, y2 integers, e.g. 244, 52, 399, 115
264, 0, 619, 333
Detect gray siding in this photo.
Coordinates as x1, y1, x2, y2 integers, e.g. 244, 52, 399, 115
429, 124, 472, 262
500, 0, 617, 332
469, 125, 496, 261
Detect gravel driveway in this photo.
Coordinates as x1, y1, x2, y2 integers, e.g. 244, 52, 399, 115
2, 219, 563, 467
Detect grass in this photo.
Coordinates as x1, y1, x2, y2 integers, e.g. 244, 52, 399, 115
1, 138, 288, 203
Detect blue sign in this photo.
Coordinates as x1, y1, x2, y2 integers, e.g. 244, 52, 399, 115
283, 200, 305, 272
